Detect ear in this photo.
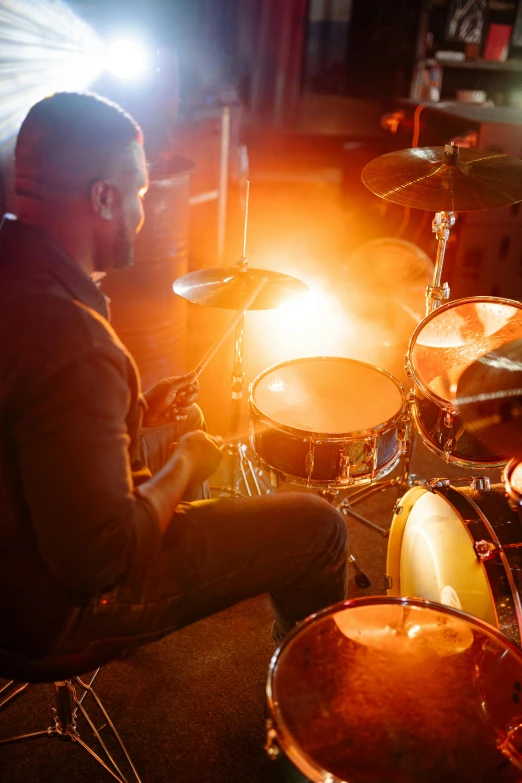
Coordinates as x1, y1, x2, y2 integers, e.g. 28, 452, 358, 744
91, 180, 116, 221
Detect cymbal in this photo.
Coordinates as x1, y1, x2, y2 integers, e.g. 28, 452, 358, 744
173, 266, 308, 310
362, 145, 522, 212
455, 338, 522, 460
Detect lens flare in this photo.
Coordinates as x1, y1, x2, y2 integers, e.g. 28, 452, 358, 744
0, 0, 105, 142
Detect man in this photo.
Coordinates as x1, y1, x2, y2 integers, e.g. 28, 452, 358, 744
0, 92, 348, 663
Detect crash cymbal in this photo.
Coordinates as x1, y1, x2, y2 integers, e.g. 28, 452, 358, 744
173, 266, 308, 310
455, 338, 522, 460
362, 144, 522, 212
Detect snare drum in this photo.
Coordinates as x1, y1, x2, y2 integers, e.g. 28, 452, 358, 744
387, 477, 522, 646
266, 596, 522, 783
249, 357, 406, 488
406, 296, 522, 467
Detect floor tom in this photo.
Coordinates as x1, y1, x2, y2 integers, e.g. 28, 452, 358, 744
267, 596, 522, 783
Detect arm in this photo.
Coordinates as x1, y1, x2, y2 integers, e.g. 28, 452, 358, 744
135, 429, 222, 533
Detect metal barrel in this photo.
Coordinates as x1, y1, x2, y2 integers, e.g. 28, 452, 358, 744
103, 157, 194, 391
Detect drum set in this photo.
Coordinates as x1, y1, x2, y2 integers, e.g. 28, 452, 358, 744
174, 144, 522, 781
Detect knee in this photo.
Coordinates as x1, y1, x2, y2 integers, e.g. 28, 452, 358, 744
288, 493, 348, 555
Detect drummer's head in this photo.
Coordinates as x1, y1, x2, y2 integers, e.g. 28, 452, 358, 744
14, 92, 148, 273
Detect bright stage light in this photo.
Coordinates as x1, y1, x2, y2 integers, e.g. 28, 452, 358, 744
248, 281, 360, 368
106, 39, 152, 80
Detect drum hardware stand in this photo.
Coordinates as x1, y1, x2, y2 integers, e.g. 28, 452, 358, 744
219, 180, 273, 495
425, 143, 460, 316
426, 209, 454, 316
316, 489, 371, 589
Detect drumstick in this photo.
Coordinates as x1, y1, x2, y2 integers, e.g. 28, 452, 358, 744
192, 276, 268, 379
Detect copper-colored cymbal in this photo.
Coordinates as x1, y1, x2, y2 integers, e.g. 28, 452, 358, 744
173, 266, 308, 310
362, 145, 522, 212
455, 338, 522, 460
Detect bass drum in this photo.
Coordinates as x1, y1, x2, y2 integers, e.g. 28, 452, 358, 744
387, 477, 522, 646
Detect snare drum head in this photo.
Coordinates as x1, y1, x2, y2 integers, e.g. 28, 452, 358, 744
410, 298, 522, 402
251, 357, 403, 434
269, 598, 522, 783
387, 487, 496, 626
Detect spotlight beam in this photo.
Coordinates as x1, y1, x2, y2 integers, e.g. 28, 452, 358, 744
0, 0, 105, 143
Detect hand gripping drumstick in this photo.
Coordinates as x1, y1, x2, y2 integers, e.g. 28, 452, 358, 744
192, 276, 268, 380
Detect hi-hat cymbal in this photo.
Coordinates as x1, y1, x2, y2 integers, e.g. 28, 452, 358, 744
455, 338, 522, 460
362, 145, 522, 212
173, 266, 308, 310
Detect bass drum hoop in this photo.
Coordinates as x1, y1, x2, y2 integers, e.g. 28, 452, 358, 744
386, 482, 522, 646
249, 356, 406, 441
266, 595, 522, 783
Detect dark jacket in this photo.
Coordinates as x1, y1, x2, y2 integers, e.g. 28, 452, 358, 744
0, 215, 162, 656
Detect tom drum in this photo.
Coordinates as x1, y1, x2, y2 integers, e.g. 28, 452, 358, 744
406, 296, 522, 467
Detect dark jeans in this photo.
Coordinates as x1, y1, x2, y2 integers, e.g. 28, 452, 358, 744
54, 409, 349, 656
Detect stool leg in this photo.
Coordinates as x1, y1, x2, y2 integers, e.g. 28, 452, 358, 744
0, 675, 142, 783
75, 676, 143, 783
53, 681, 75, 736
0, 680, 29, 710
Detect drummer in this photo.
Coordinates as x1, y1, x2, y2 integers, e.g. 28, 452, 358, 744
0, 92, 348, 663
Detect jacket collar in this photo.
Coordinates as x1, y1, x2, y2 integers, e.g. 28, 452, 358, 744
0, 214, 109, 319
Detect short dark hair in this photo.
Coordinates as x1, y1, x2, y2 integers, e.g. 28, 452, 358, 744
15, 91, 143, 196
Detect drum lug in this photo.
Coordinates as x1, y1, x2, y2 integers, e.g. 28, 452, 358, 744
471, 476, 491, 492
339, 450, 351, 483
385, 575, 393, 590
474, 540, 499, 561
404, 354, 412, 377
427, 478, 451, 492
305, 440, 315, 486
443, 410, 455, 428
264, 721, 281, 760
443, 437, 456, 461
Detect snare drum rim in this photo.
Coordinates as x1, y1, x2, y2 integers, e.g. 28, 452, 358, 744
267, 595, 522, 783
406, 295, 522, 410
249, 356, 406, 440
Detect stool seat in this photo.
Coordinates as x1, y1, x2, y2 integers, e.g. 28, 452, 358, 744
0, 645, 116, 683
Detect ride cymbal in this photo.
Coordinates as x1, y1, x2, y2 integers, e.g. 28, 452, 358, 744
362, 144, 522, 212
173, 266, 308, 310
455, 338, 522, 460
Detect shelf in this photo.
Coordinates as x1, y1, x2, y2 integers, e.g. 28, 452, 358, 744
433, 58, 522, 72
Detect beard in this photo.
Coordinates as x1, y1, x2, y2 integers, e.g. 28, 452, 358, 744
94, 216, 135, 272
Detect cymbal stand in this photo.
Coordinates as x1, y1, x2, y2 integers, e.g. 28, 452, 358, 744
426, 210, 455, 315
224, 181, 271, 495
425, 143, 460, 315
